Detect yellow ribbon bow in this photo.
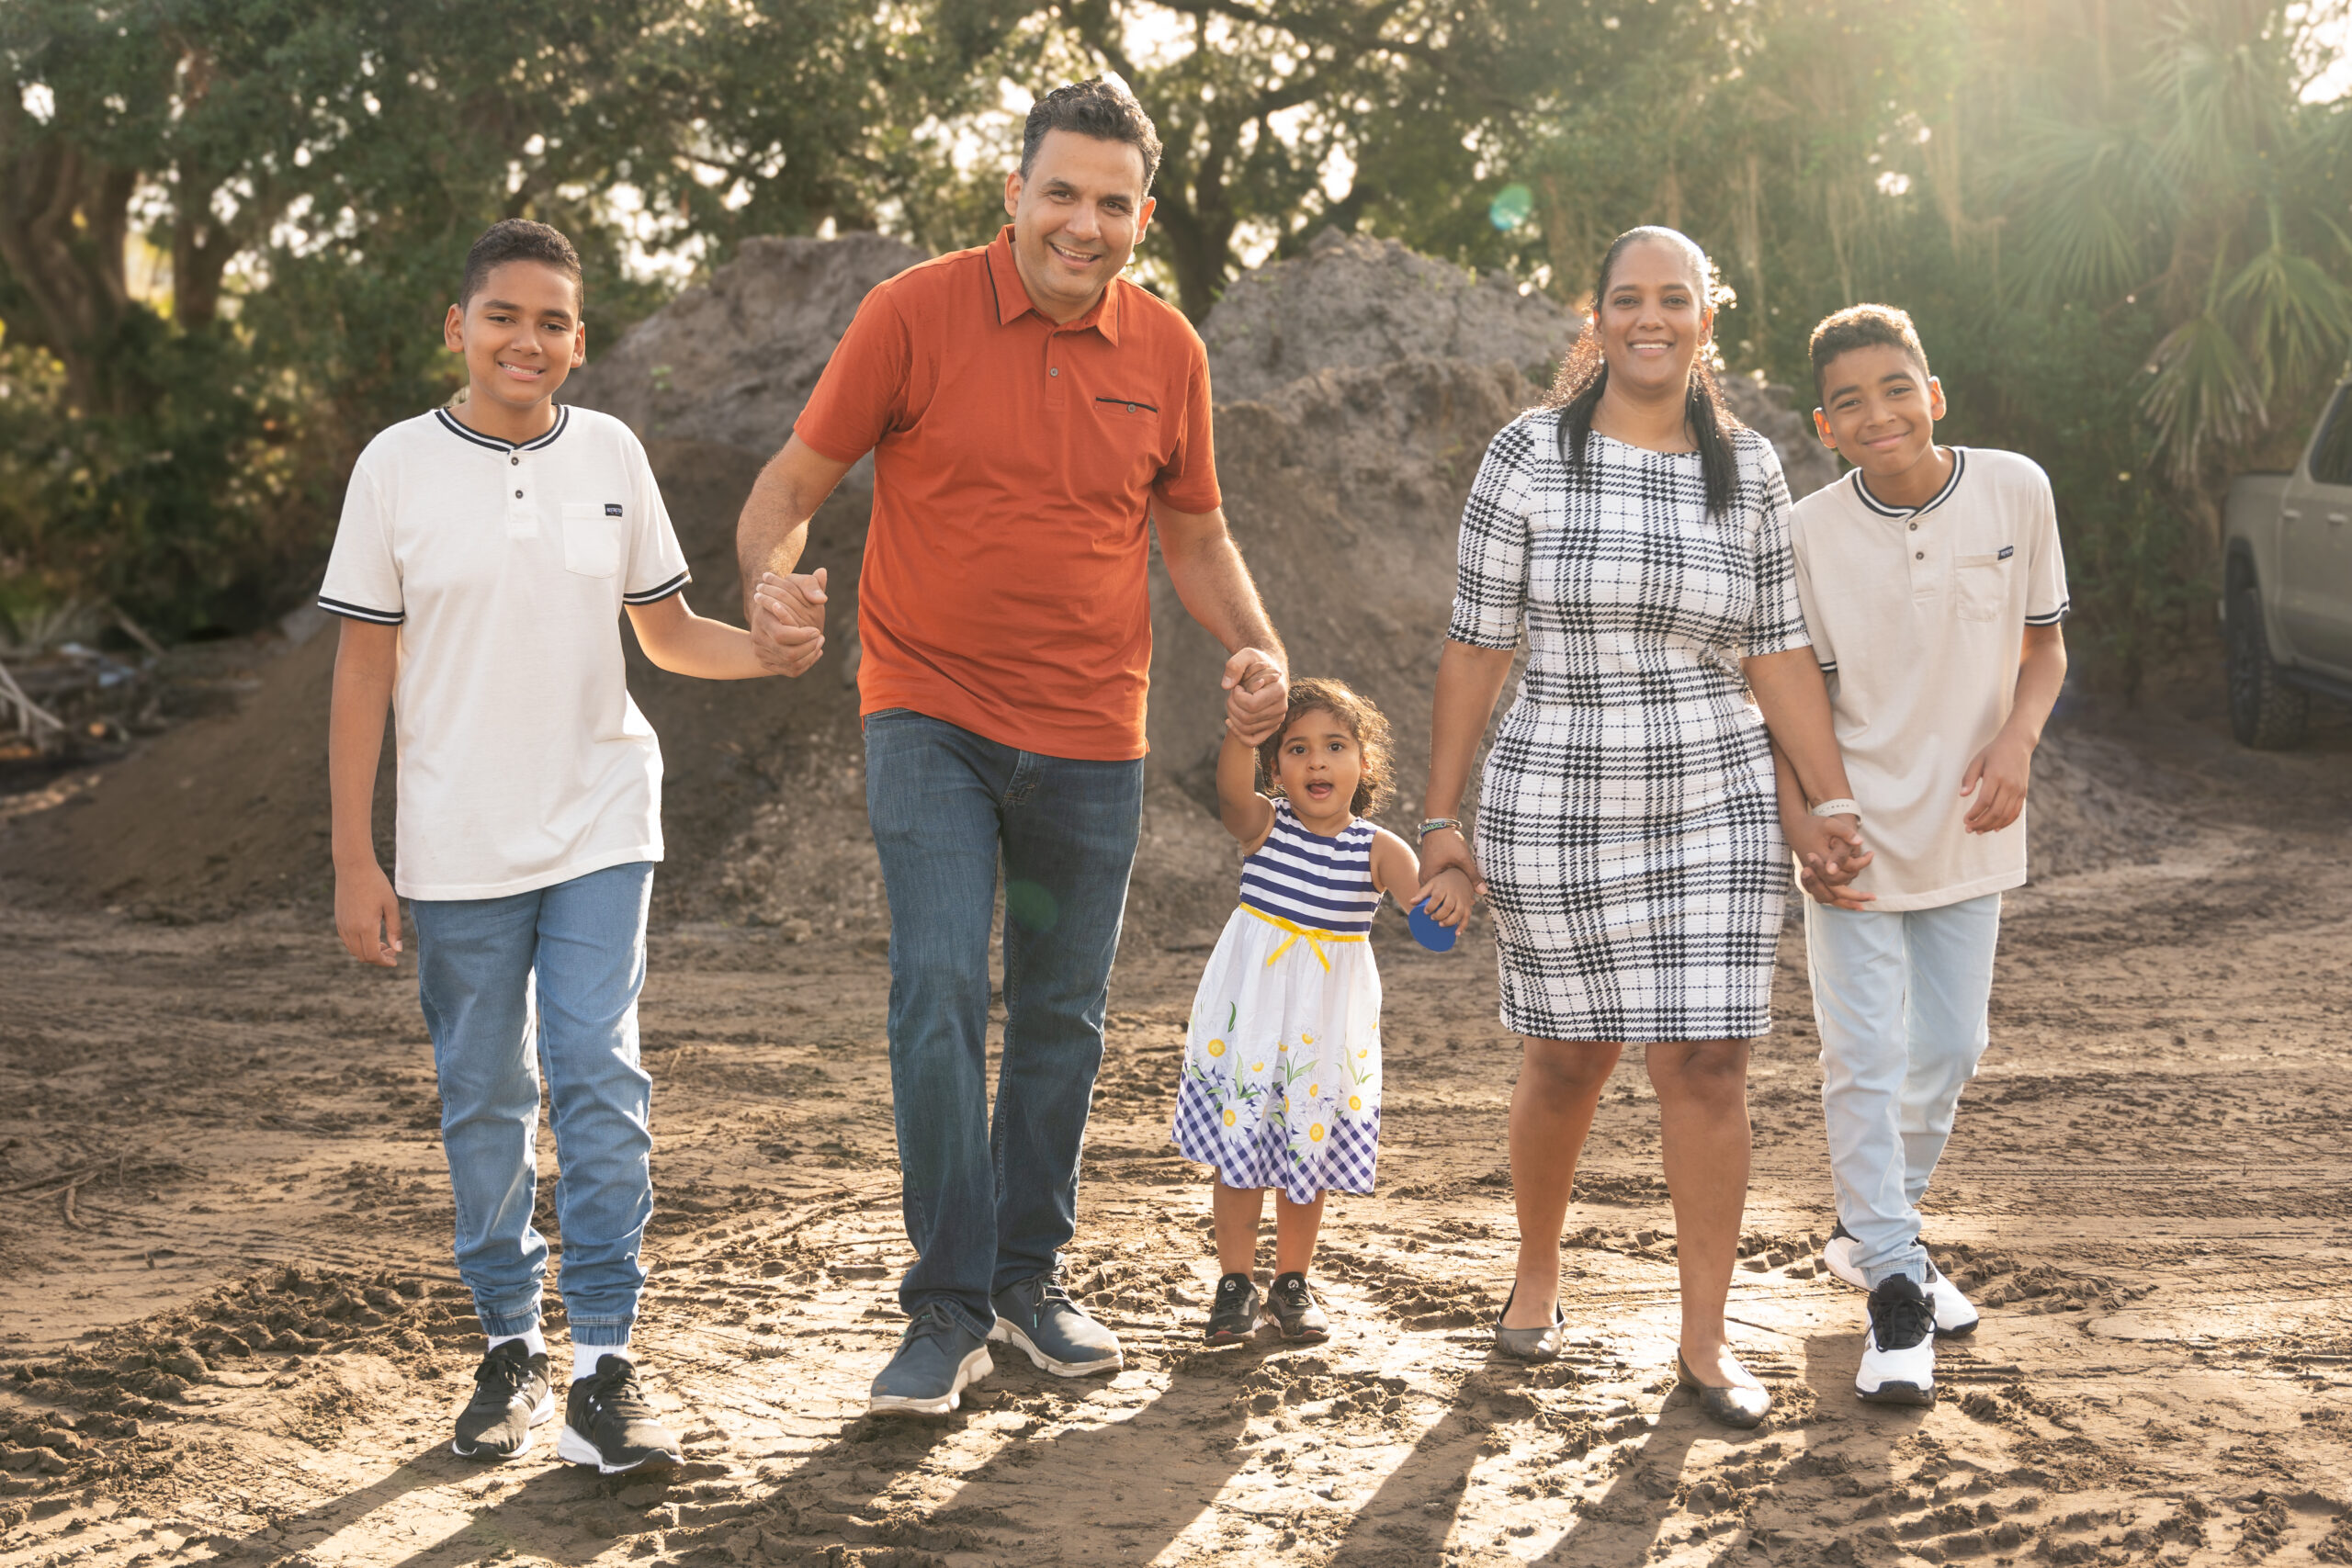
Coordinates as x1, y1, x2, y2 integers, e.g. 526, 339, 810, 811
1242, 905, 1366, 973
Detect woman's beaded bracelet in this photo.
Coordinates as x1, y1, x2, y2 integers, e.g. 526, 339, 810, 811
1417, 817, 1466, 840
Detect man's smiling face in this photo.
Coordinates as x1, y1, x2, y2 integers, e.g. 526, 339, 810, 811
443, 259, 586, 419
1003, 130, 1155, 323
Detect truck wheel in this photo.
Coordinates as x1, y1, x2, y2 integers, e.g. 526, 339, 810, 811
2227, 582, 2310, 750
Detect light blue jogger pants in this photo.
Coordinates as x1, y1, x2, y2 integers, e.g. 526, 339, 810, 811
1803, 891, 2002, 1288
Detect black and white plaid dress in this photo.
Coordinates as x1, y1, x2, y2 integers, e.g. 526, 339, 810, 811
1447, 412, 1811, 1043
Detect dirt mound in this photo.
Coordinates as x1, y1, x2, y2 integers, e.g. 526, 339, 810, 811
1201, 227, 1839, 499
565, 231, 926, 456
1200, 228, 1573, 401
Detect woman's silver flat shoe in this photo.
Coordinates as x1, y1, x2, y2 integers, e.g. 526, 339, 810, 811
1493, 1284, 1566, 1362
1676, 1350, 1772, 1428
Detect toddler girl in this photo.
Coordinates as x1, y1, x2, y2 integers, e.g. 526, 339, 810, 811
1170, 678, 1458, 1343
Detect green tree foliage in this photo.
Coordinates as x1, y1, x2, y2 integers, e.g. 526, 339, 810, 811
0, 0, 1011, 638
1028, 0, 1600, 318
2, 0, 2344, 690
1488, 0, 2352, 690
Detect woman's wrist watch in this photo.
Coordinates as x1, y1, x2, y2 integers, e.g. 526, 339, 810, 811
1417, 817, 1466, 840
1808, 798, 1861, 819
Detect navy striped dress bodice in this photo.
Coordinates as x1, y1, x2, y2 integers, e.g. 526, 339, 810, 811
1238, 802, 1382, 934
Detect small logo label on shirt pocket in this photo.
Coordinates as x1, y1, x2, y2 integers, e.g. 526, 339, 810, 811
605, 502, 625, 517
1997, 545, 2015, 559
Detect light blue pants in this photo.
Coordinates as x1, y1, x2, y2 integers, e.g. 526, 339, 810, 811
410, 860, 655, 1347
1804, 892, 2002, 1288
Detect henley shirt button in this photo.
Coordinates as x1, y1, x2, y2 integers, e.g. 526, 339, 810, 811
1915, 550, 1926, 560
514, 490, 524, 500
1048, 367, 1059, 377
1907, 521, 1917, 531
511, 456, 519, 467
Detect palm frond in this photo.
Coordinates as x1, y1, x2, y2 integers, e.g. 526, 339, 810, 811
2140, 309, 2268, 482
2140, 0, 2288, 191
2220, 218, 2352, 397
2003, 115, 2175, 304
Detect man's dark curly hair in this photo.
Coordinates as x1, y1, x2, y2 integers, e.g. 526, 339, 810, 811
1256, 677, 1396, 818
460, 219, 582, 312
1022, 77, 1162, 193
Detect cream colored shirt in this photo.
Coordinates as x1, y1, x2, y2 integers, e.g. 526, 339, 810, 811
319, 406, 692, 900
1788, 447, 2069, 911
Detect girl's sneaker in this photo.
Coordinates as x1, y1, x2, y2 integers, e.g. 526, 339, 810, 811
1267, 1272, 1331, 1343
1205, 1272, 1262, 1344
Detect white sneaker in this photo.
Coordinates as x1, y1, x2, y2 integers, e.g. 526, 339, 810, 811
1823, 1222, 1867, 1290
1825, 1224, 1979, 1337
1922, 1259, 1980, 1337
1857, 1275, 1937, 1406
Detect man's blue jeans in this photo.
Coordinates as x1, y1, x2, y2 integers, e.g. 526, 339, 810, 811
864, 709, 1145, 1339
410, 860, 655, 1348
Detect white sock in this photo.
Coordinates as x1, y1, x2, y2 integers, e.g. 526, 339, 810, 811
488, 1327, 548, 1360
571, 1341, 631, 1383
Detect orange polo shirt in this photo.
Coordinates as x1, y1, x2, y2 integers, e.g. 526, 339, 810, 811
795, 226, 1222, 761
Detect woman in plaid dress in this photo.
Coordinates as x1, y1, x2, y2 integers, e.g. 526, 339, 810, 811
1414, 227, 1866, 1427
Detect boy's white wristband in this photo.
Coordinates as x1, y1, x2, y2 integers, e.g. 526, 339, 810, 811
1809, 798, 1861, 820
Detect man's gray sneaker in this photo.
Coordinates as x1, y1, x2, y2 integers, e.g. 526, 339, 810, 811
987, 1275, 1123, 1377
452, 1339, 553, 1460
871, 1304, 994, 1416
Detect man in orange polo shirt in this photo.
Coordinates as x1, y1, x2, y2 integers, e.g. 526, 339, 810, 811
735, 78, 1288, 1416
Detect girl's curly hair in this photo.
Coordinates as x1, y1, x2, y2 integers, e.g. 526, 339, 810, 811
1255, 677, 1396, 818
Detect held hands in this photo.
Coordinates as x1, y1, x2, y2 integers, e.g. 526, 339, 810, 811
1788, 812, 1875, 911
1961, 732, 2032, 834
1411, 830, 1479, 929
335, 861, 402, 968
1222, 647, 1288, 745
751, 567, 828, 677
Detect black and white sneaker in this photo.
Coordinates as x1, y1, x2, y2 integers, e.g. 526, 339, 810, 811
1856, 1275, 1938, 1406
556, 1355, 684, 1474
1266, 1272, 1331, 1343
1825, 1222, 1981, 1336
451, 1340, 553, 1460
1204, 1272, 1262, 1345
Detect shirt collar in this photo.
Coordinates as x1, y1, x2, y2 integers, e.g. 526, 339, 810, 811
435, 402, 571, 454
1852, 446, 1965, 518
984, 225, 1123, 344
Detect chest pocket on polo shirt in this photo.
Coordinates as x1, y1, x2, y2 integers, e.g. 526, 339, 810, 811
1953, 552, 2007, 621
560, 501, 622, 578
1091, 397, 1166, 494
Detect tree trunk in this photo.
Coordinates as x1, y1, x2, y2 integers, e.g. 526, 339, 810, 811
0, 111, 134, 415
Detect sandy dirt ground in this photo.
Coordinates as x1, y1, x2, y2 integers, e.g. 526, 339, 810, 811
1, 677, 2348, 1568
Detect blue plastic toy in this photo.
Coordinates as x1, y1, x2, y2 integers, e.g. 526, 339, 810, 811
1408, 898, 1457, 953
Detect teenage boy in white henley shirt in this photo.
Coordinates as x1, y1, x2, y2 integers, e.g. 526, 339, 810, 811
1777, 304, 2069, 1410
322, 220, 787, 1475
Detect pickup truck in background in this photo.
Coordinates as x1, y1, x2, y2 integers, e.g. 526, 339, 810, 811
2222, 377, 2352, 748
